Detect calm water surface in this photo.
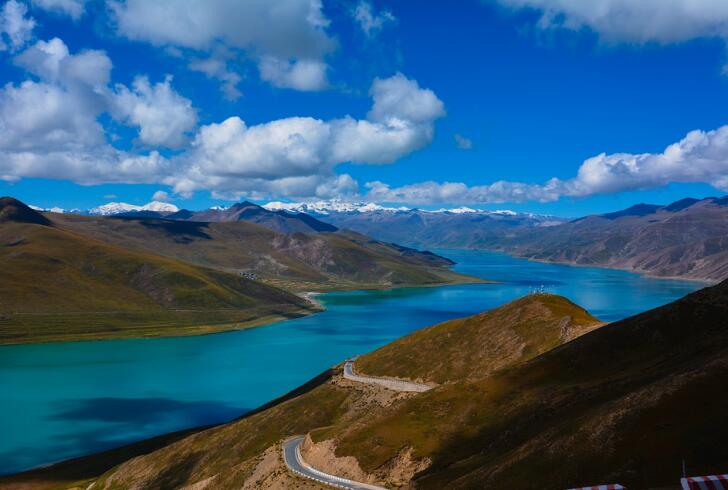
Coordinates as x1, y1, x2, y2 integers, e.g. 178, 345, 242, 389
0, 250, 703, 474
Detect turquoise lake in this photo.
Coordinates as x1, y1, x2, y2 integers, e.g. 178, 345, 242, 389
0, 250, 704, 475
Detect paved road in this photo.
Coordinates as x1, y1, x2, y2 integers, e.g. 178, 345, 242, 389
282, 436, 387, 490
343, 359, 432, 393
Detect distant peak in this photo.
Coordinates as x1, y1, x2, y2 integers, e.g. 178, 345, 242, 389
659, 197, 700, 212
88, 201, 179, 216
232, 201, 260, 209
601, 203, 661, 220
0, 197, 53, 226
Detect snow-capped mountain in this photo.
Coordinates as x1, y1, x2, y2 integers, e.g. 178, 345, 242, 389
263, 200, 410, 215
432, 206, 478, 214
263, 200, 524, 217
88, 201, 179, 216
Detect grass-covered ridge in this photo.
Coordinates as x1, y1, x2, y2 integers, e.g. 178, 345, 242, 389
356, 293, 602, 383
334, 280, 728, 488
0, 199, 316, 344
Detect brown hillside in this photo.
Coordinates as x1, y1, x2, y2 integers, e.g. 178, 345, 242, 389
357, 294, 602, 384
0, 219, 314, 344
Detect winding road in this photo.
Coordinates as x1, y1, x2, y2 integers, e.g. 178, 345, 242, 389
282, 436, 387, 490
281, 359, 432, 488
343, 359, 432, 392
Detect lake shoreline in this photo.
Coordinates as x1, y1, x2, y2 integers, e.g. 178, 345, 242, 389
0, 250, 702, 477
431, 245, 719, 284
0, 274, 487, 347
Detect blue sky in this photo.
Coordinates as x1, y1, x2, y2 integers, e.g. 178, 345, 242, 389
1, 0, 728, 216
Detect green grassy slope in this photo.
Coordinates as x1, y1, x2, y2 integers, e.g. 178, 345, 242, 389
0, 200, 315, 344
357, 294, 601, 383
335, 280, 728, 489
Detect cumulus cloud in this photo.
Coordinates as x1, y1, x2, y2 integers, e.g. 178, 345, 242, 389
0, 73, 169, 184
2, 53, 443, 201
364, 125, 728, 204
258, 56, 328, 91
151, 190, 170, 201
0, 37, 170, 186
32, 0, 87, 20
353, 1, 396, 37
4, 38, 111, 154
15, 37, 111, 88
108, 0, 335, 92
168, 73, 444, 199
0, 0, 35, 51
364, 180, 561, 205
368, 73, 445, 123
494, 0, 728, 45
454, 133, 473, 150
110, 75, 197, 148
0, 146, 168, 185
0, 80, 103, 152
564, 126, 728, 194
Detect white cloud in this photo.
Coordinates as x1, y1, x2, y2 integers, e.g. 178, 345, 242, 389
3, 39, 112, 153
0, 80, 104, 152
0, 0, 35, 52
364, 125, 728, 204
329, 116, 435, 165
364, 180, 561, 205
10, 38, 194, 152
353, 1, 396, 37
152, 190, 170, 201
189, 56, 241, 100
367, 73, 445, 124
494, 0, 728, 45
258, 56, 328, 91
32, 0, 86, 20
110, 75, 197, 148
565, 126, 728, 194
1, 57, 443, 201
454, 133, 473, 150
108, 0, 335, 92
168, 73, 444, 199
0, 37, 170, 186
15, 37, 111, 88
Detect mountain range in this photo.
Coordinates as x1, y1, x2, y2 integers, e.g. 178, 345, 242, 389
484, 196, 728, 281
309, 196, 728, 282
165, 201, 339, 234
7, 278, 726, 489
0, 197, 475, 344
23, 195, 728, 282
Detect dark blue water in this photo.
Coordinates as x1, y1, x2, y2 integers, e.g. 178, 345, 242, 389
0, 250, 703, 475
